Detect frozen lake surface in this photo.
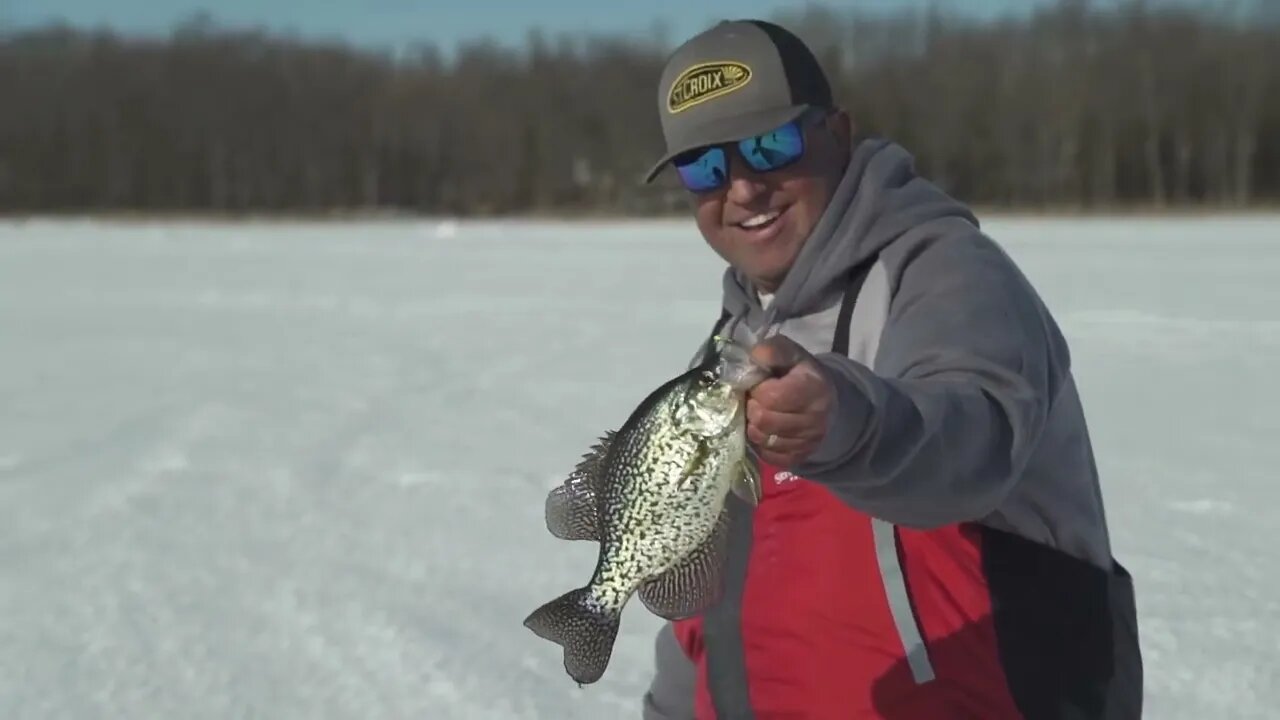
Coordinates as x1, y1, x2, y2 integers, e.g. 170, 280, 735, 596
1, 214, 1278, 718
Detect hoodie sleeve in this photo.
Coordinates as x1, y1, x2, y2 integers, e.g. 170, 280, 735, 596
793, 227, 1069, 528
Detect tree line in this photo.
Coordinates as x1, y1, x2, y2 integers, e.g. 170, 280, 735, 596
0, 0, 1276, 216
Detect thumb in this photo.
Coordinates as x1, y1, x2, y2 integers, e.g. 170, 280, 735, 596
748, 334, 811, 374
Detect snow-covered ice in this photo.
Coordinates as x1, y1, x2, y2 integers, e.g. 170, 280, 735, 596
1, 214, 1277, 718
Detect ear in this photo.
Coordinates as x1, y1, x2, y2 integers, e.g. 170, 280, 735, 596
827, 108, 853, 152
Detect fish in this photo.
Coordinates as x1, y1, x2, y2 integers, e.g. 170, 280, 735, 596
523, 334, 771, 686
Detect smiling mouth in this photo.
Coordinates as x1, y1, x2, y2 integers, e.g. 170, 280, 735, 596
735, 208, 783, 231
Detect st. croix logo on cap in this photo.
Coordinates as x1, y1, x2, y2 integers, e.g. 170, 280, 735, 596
667, 61, 752, 113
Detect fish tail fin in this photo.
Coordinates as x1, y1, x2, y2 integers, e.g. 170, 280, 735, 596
523, 586, 621, 685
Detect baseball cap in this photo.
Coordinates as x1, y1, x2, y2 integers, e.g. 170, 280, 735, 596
643, 19, 833, 184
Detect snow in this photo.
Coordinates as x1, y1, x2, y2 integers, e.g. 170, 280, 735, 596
1, 213, 1277, 719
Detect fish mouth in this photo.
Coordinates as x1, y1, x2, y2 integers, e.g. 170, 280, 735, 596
711, 335, 772, 391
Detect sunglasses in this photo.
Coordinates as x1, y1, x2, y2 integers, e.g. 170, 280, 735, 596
672, 117, 809, 193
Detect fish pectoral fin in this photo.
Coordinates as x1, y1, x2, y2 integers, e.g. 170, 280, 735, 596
637, 506, 730, 621
545, 430, 616, 542
730, 457, 762, 506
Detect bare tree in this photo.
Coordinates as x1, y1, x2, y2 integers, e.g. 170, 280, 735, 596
0, 0, 1275, 215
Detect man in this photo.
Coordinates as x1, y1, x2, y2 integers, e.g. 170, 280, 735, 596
635, 19, 1143, 720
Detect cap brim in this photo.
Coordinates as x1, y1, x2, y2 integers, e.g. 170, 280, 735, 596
641, 104, 812, 184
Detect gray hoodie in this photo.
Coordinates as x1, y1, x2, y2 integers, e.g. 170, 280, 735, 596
712, 135, 1111, 565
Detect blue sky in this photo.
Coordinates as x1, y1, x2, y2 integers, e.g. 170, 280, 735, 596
4, 0, 1055, 54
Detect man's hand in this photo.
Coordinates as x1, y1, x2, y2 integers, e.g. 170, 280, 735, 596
744, 334, 835, 468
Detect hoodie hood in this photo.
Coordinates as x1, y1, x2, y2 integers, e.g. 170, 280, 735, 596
720, 137, 978, 335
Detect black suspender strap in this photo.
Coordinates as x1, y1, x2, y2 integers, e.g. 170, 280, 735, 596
830, 257, 877, 356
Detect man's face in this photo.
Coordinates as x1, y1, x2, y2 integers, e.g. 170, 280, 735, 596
690, 110, 851, 293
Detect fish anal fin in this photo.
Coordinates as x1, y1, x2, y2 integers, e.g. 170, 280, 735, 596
545, 430, 616, 542
636, 507, 730, 620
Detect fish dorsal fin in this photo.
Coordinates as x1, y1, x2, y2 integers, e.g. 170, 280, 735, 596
544, 430, 616, 542
544, 359, 712, 543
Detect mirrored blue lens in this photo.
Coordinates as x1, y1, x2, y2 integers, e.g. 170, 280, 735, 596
672, 119, 806, 192
737, 121, 804, 172
674, 147, 727, 193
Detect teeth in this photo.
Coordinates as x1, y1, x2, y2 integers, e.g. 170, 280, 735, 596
740, 211, 780, 229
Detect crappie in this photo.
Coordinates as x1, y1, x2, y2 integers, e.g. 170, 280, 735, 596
523, 335, 770, 686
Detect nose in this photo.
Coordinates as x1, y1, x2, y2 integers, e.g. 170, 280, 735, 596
724, 162, 768, 205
